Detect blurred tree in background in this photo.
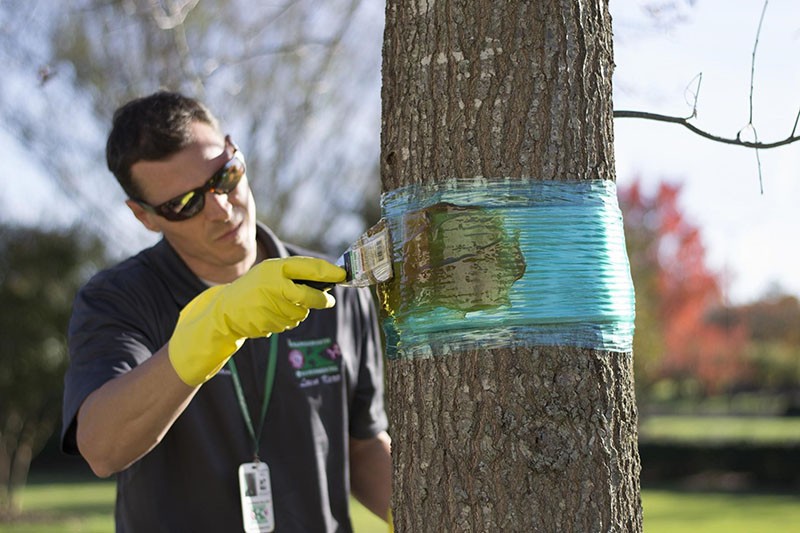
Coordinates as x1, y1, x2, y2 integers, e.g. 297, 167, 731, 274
0, 224, 107, 517
717, 294, 800, 413
0, 0, 383, 256
620, 180, 749, 400
620, 179, 800, 412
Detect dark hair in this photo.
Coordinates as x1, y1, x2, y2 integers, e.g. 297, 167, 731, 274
106, 91, 220, 199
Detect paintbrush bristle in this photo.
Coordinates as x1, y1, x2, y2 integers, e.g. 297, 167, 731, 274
337, 219, 393, 287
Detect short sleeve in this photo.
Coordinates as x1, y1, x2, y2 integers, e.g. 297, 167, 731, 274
61, 272, 175, 454
347, 287, 388, 439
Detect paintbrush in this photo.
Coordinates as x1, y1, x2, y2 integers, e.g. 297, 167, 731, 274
297, 219, 393, 290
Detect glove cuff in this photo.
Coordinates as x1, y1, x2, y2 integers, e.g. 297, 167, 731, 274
168, 285, 245, 386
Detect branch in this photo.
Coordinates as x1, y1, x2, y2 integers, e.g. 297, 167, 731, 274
612, 110, 800, 150
741, 0, 770, 193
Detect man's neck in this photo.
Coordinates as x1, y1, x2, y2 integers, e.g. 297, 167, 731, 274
255, 239, 268, 264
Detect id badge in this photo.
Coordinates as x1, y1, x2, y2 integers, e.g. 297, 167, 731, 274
238, 462, 275, 532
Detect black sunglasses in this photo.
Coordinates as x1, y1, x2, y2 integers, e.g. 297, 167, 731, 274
134, 136, 246, 222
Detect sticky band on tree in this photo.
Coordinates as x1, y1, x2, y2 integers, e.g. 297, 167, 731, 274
377, 179, 636, 359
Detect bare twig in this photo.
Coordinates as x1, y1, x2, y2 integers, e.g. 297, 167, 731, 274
612, 110, 800, 150
739, 0, 770, 193
147, 0, 200, 30
684, 72, 702, 118
747, 0, 769, 126
206, 40, 340, 75
615, 0, 800, 195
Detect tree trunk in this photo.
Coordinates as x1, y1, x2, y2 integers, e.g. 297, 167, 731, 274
380, 1, 642, 531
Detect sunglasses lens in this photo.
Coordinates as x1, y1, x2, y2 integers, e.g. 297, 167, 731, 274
213, 155, 245, 193
160, 191, 204, 221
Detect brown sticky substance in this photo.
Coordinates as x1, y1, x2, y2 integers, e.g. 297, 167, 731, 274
379, 202, 526, 321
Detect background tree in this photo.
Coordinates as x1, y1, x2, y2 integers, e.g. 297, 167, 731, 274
0, 0, 384, 254
381, 1, 641, 530
619, 179, 669, 400
716, 293, 800, 412
619, 179, 749, 401
0, 224, 106, 517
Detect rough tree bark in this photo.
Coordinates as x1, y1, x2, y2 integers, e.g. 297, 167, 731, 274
380, 1, 642, 531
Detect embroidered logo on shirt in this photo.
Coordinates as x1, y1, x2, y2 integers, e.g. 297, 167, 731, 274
287, 338, 342, 389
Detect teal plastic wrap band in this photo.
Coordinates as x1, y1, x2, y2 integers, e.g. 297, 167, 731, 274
378, 179, 636, 359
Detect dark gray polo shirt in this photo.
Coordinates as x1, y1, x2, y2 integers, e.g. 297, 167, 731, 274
61, 224, 387, 532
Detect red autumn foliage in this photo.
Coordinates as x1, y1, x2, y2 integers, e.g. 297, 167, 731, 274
619, 178, 750, 395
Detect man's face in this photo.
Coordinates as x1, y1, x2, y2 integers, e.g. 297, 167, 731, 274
127, 122, 259, 283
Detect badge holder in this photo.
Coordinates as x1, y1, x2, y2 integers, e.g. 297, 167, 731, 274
238, 461, 275, 533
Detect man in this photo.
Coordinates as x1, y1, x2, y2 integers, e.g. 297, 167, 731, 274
61, 91, 391, 532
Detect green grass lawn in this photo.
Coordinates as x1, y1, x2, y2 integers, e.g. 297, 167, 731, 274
643, 489, 800, 533
5, 416, 796, 531
0, 481, 114, 533
0, 481, 386, 533
1, 481, 798, 532
639, 415, 800, 443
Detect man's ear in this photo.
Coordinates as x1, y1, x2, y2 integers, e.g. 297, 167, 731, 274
125, 199, 161, 233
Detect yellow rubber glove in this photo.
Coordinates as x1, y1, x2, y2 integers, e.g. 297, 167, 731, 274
169, 256, 345, 386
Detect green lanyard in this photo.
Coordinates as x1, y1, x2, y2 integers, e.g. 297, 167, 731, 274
227, 334, 279, 462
